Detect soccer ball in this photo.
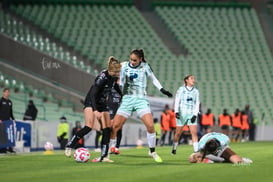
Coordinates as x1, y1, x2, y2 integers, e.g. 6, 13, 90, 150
74, 148, 90, 163
44, 142, 54, 151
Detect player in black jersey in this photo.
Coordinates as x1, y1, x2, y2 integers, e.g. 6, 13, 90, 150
108, 79, 122, 155
65, 56, 121, 163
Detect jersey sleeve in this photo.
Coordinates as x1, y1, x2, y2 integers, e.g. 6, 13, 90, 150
119, 63, 127, 93
193, 89, 200, 116
146, 64, 163, 90
174, 87, 183, 113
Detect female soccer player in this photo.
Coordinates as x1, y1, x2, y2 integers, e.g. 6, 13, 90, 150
172, 75, 200, 155
188, 132, 253, 164
65, 56, 121, 163
110, 49, 172, 163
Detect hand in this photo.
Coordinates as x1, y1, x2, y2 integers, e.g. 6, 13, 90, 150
175, 113, 180, 119
160, 88, 173, 97
191, 115, 197, 123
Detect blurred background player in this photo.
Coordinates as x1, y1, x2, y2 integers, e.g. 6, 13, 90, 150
0, 88, 15, 153
153, 118, 161, 146
244, 104, 255, 141
168, 107, 176, 145
109, 78, 122, 155
172, 75, 200, 155
218, 109, 231, 136
189, 132, 253, 164
23, 100, 38, 121
110, 49, 172, 163
65, 56, 121, 163
201, 108, 215, 134
231, 108, 242, 142
241, 111, 250, 142
57, 116, 69, 150
71, 121, 84, 149
160, 104, 170, 146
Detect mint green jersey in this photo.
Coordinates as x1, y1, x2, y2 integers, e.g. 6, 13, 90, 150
198, 132, 230, 153
120, 62, 162, 98
174, 86, 200, 115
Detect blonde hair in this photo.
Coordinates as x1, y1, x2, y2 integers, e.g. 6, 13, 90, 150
108, 56, 121, 72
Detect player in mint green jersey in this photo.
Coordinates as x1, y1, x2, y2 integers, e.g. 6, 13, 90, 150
189, 132, 253, 164
172, 75, 200, 155
110, 49, 172, 163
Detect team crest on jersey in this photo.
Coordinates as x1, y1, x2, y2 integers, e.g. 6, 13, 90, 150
129, 73, 138, 80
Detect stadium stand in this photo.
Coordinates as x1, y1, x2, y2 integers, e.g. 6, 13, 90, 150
0, 70, 84, 122
0, 0, 272, 123
153, 3, 273, 121
0, 10, 97, 75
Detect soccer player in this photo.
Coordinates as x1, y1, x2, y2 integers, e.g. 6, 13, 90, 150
172, 75, 200, 155
109, 49, 173, 163
109, 78, 122, 155
189, 132, 253, 164
64, 56, 121, 162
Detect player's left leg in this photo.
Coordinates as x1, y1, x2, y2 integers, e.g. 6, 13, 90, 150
189, 124, 198, 153
142, 113, 163, 163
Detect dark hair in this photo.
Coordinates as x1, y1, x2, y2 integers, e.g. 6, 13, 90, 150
183, 75, 193, 86
130, 49, 146, 62
3, 88, 10, 92
202, 139, 220, 160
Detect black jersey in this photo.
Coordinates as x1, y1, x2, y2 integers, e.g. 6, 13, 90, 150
108, 87, 122, 120
0, 97, 14, 121
84, 70, 121, 112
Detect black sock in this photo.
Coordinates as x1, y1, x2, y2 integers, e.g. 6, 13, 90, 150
116, 129, 122, 148
67, 126, 91, 148
150, 148, 155, 153
101, 127, 111, 158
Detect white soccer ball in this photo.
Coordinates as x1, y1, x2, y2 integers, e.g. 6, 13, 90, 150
74, 148, 90, 163
44, 142, 54, 151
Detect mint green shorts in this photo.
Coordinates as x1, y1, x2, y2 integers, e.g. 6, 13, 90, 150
116, 95, 151, 118
176, 113, 197, 127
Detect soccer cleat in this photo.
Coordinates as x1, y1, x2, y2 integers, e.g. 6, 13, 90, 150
94, 148, 101, 153
242, 157, 253, 164
171, 149, 176, 155
92, 157, 114, 163
114, 149, 120, 155
150, 152, 163, 163
64, 147, 72, 157
110, 147, 120, 155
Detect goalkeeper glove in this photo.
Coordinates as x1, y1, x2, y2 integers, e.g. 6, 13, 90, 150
160, 88, 173, 97
175, 113, 180, 119
191, 115, 197, 123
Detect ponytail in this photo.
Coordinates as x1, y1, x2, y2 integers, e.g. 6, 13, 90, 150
130, 49, 146, 62
108, 56, 121, 72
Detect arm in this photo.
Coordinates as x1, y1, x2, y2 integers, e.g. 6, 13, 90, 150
147, 64, 172, 97
193, 90, 200, 116
174, 88, 182, 113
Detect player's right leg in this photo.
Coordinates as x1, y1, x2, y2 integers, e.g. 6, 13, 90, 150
172, 126, 183, 155
110, 114, 127, 154
65, 107, 94, 157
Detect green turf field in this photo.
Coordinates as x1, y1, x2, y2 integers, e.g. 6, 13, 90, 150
1, 142, 272, 182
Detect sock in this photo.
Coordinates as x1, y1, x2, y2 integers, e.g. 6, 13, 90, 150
193, 142, 198, 153
116, 129, 122, 148
173, 142, 178, 150
109, 139, 117, 148
147, 132, 156, 149
101, 128, 111, 158
67, 126, 91, 148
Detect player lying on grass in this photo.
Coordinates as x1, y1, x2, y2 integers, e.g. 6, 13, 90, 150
189, 132, 253, 164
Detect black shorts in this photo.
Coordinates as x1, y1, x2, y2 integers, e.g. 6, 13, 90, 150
221, 125, 229, 130
83, 94, 108, 112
